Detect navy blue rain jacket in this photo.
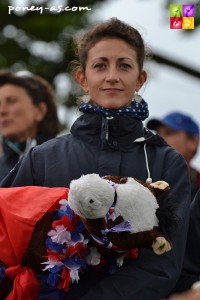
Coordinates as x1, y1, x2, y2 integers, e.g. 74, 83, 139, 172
169, 189, 200, 294
0, 113, 191, 300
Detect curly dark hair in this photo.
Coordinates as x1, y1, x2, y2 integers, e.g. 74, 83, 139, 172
75, 17, 150, 73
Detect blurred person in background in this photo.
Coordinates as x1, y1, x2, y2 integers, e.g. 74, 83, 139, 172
0, 70, 61, 182
147, 112, 200, 199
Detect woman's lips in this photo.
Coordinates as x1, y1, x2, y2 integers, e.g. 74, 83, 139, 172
102, 88, 123, 93
102, 88, 122, 91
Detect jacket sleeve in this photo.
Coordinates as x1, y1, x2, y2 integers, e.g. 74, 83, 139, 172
184, 189, 200, 276
66, 153, 190, 300
171, 189, 200, 293
0, 149, 36, 187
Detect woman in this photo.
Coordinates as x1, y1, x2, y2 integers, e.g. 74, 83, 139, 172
0, 18, 190, 300
0, 70, 60, 182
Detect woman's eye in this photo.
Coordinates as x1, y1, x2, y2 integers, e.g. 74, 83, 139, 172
94, 63, 106, 69
120, 63, 132, 69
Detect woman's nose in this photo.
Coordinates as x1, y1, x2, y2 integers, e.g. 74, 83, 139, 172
105, 66, 119, 83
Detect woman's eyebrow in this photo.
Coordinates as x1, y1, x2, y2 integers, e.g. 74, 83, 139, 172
92, 57, 134, 62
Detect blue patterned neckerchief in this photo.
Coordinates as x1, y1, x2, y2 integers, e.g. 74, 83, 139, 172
79, 99, 149, 121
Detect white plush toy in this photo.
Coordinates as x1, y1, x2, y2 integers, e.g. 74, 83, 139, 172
68, 174, 174, 256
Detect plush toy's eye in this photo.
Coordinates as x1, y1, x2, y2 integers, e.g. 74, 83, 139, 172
120, 177, 127, 183
89, 199, 94, 204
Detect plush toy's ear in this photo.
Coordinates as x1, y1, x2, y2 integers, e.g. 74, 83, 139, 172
150, 181, 170, 198
150, 181, 169, 190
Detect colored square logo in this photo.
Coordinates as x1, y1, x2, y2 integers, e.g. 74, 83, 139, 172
182, 17, 194, 29
170, 4, 195, 30
182, 4, 195, 17
170, 4, 182, 17
170, 17, 182, 29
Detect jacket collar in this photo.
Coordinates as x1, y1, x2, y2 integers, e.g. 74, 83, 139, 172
2, 135, 55, 161
71, 113, 168, 151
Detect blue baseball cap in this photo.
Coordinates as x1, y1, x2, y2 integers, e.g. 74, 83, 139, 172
147, 112, 199, 136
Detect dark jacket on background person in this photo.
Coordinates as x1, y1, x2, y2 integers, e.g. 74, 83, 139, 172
190, 168, 200, 200
0, 113, 190, 300
0, 135, 55, 182
169, 189, 200, 295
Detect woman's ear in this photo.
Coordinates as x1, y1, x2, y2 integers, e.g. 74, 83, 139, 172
35, 102, 48, 122
136, 70, 147, 91
75, 69, 88, 92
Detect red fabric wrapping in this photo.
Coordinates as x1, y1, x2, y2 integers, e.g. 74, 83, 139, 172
0, 186, 68, 267
5, 265, 40, 300
0, 186, 69, 299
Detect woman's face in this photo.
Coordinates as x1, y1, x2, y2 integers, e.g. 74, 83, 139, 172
77, 38, 146, 109
0, 84, 45, 141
